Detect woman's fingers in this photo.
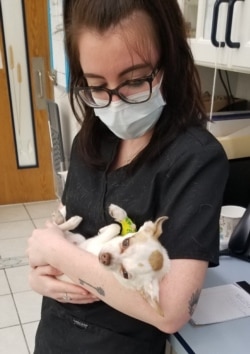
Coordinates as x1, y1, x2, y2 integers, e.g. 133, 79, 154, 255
29, 265, 100, 304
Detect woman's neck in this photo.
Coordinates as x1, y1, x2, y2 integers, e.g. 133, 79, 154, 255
110, 130, 153, 170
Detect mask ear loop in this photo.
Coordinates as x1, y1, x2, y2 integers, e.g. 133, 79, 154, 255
152, 73, 166, 105
153, 71, 164, 89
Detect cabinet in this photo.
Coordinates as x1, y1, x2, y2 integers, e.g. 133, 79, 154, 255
177, 0, 250, 73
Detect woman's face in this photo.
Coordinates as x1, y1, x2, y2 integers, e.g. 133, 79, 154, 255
77, 11, 161, 101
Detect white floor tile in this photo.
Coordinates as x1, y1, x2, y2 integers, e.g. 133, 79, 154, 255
6, 265, 31, 293
0, 204, 30, 223
0, 326, 29, 354
0, 270, 10, 295
14, 290, 42, 324
0, 237, 28, 259
0, 295, 19, 328
24, 200, 59, 219
23, 321, 39, 353
0, 219, 34, 240
32, 217, 48, 229
0, 202, 51, 353
0, 256, 29, 270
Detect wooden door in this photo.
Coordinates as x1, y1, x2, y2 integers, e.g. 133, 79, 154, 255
0, 0, 55, 204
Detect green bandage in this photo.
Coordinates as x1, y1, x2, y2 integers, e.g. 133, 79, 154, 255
120, 217, 136, 236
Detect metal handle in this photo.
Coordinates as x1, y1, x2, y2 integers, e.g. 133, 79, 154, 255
211, 0, 229, 47
36, 70, 44, 98
225, 0, 244, 48
32, 57, 47, 110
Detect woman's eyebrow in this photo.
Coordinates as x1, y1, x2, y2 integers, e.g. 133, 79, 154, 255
84, 73, 104, 79
84, 63, 151, 79
119, 63, 151, 77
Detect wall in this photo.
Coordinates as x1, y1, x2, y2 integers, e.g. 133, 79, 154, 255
48, 2, 250, 166
53, 86, 80, 166
235, 74, 250, 101
48, 0, 80, 165
197, 66, 250, 114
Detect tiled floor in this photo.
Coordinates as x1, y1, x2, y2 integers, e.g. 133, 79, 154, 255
0, 200, 59, 354
0, 199, 175, 354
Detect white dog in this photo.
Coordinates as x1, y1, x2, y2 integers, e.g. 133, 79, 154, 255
53, 204, 170, 315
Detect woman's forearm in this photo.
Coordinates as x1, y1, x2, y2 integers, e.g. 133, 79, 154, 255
46, 238, 167, 329
45, 237, 207, 334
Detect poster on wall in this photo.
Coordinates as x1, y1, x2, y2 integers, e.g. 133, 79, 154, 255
0, 0, 38, 168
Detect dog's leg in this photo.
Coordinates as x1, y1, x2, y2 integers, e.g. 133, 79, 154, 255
140, 281, 164, 317
57, 216, 83, 231
98, 223, 121, 240
109, 204, 136, 235
109, 204, 127, 221
83, 223, 122, 255
65, 231, 86, 246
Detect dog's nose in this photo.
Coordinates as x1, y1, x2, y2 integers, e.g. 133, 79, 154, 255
99, 252, 112, 266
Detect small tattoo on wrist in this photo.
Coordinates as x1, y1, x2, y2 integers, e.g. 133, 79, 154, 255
188, 289, 201, 316
79, 278, 105, 296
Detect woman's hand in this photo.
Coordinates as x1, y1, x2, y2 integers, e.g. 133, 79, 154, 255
27, 224, 67, 268
29, 265, 100, 304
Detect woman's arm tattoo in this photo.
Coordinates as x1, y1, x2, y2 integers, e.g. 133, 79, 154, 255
79, 278, 105, 296
188, 288, 201, 316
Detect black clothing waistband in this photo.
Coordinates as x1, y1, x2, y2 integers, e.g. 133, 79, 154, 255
34, 297, 167, 354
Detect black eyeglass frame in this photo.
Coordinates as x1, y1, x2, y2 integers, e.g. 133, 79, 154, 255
75, 66, 160, 108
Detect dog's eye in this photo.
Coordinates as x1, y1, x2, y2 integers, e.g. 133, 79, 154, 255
121, 266, 129, 279
122, 238, 130, 249
123, 270, 129, 279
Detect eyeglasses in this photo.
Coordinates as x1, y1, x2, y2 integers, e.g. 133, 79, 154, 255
75, 67, 160, 108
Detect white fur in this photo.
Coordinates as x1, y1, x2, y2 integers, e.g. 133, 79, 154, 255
53, 204, 170, 315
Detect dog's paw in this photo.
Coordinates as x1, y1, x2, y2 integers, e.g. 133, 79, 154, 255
109, 204, 127, 221
52, 206, 67, 225
52, 210, 65, 225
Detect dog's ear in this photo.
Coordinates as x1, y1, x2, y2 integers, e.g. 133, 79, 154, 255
153, 216, 168, 239
140, 290, 164, 317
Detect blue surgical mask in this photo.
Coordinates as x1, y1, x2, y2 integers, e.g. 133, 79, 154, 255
94, 81, 166, 140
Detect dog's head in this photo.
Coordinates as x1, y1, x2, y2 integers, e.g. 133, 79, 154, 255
98, 216, 170, 314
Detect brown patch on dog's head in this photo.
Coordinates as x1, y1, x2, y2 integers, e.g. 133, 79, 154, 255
149, 250, 164, 271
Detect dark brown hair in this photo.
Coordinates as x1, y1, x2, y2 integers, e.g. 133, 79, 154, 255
63, 0, 208, 169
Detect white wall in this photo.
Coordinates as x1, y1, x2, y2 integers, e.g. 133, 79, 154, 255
53, 86, 80, 166
235, 74, 250, 101
198, 66, 250, 109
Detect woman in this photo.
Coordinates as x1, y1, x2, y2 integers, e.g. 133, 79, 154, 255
27, 0, 228, 353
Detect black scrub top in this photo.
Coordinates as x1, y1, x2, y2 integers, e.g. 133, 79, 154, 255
63, 125, 228, 266
46, 124, 228, 348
